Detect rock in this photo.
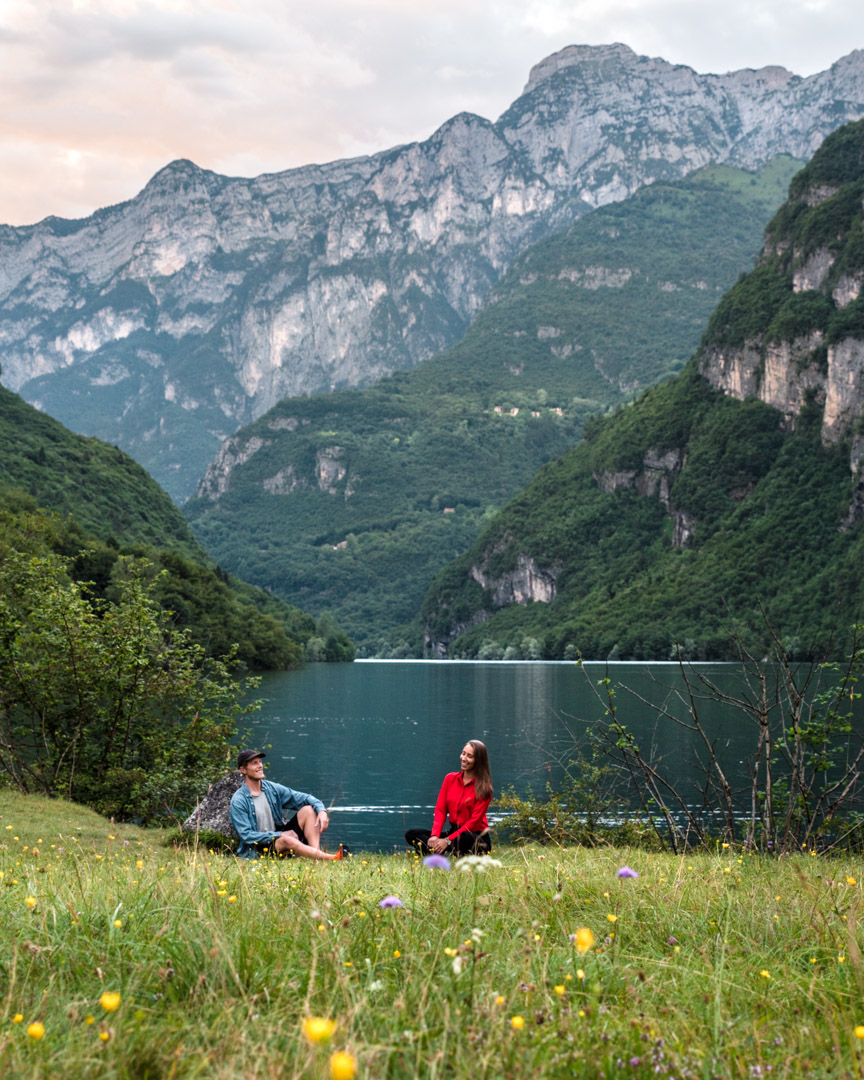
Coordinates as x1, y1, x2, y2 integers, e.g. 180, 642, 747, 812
181, 771, 244, 838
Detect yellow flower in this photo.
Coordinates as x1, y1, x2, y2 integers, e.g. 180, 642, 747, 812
100, 991, 121, 1013
839, 955, 846, 963
573, 927, 595, 954
576, 969, 585, 979
856, 1025, 864, 1039
13, 1014, 23, 1023
302, 1017, 337, 1044
606, 913, 617, 923
759, 970, 771, 979
578, 1009, 586, 1018
99, 1031, 111, 1042
25, 896, 37, 909
329, 1051, 357, 1080
848, 876, 857, 885
27, 1021, 45, 1040
494, 995, 505, 1006
136, 860, 143, 870
228, 895, 237, 903
113, 920, 122, 928
553, 985, 565, 995
85, 1015, 95, 1025
510, 1016, 524, 1030
393, 950, 401, 958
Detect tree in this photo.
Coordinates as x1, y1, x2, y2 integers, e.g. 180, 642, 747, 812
0, 546, 259, 823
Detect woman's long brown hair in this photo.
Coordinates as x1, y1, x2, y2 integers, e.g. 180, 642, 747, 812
467, 739, 493, 802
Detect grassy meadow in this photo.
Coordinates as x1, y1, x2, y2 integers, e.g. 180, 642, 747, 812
2, 791, 864, 1079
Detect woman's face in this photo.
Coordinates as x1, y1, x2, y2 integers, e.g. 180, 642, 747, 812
460, 743, 476, 772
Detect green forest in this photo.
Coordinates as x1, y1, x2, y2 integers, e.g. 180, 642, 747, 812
0, 383, 353, 668
418, 122, 864, 660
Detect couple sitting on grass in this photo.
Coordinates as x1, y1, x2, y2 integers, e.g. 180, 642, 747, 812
229, 739, 493, 861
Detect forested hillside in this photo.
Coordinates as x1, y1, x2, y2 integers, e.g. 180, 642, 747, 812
185, 159, 801, 653
0, 384, 353, 667
418, 122, 864, 660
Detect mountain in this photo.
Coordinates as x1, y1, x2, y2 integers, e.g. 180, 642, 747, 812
0, 383, 353, 667
418, 120, 864, 661
183, 157, 801, 653
3, 44, 864, 501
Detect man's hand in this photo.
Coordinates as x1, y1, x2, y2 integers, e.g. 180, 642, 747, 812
428, 835, 449, 854
316, 810, 329, 833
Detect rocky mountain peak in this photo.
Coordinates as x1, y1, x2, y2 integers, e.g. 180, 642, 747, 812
4, 45, 864, 502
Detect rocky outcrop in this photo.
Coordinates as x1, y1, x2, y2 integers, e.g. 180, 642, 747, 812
4, 44, 864, 500
470, 553, 558, 605
182, 772, 243, 838
594, 447, 688, 543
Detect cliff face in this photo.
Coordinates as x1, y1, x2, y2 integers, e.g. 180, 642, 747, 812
3, 44, 864, 500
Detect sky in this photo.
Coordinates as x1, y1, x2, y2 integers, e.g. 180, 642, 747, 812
1, 0, 863, 227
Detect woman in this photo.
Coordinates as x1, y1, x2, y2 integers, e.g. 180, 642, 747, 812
405, 739, 493, 856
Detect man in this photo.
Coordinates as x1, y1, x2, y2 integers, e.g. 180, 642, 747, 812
229, 749, 349, 860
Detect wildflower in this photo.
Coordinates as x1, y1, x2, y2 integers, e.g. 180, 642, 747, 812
470, 927, 485, 943
576, 969, 585, 979
848, 877, 857, 886
228, 896, 237, 903
85, 1016, 95, 1025
379, 895, 404, 908
13, 1014, 23, 1023
554, 985, 565, 995
510, 1016, 525, 1030
572, 927, 595, 954
839, 955, 846, 963
444, 947, 458, 957
99, 1031, 111, 1042
616, 866, 638, 879
495, 995, 505, 1005
422, 854, 451, 870
113, 920, 122, 928
329, 1051, 357, 1080
855, 1025, 864, 1039
452, 956, 465, 975
27, 1021, 45, 1040
607, 914, 617, 923
25, 896, 37, 909
99, 992, 121, 1013
302, 1017, 337, 1044
759, 970, 771, 979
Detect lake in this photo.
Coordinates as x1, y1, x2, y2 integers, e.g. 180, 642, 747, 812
244, 659, 796, 852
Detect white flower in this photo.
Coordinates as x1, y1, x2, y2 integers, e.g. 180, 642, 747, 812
470, 927, 486, 943
368, 980, 384, 992
458, 855, 503, 873
452, 956, 465, 975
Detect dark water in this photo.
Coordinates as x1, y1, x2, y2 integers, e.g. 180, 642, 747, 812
245, 659, 786, 851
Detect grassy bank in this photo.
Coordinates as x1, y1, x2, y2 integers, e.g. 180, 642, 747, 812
1, 792, 863, 1079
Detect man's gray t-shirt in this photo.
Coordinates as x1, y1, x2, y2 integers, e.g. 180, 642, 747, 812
252, 791, 277, 833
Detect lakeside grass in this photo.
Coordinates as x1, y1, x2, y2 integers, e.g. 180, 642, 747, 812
2, 792, 864, 1079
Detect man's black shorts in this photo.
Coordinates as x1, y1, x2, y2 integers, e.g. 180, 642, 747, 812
251, 813, 307, 857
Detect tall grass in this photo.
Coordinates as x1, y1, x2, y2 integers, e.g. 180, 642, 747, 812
1, 792, 863, 1078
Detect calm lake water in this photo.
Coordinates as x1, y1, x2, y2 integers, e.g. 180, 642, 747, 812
245, 660, 800, 852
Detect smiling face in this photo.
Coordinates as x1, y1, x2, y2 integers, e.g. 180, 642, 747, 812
240, 755, 265, 783
460, 743, 476, 774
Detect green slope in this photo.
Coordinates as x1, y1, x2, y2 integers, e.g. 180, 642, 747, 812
184, 158, 801, 654
0, 384, 353, 667
417, 125, 864, 660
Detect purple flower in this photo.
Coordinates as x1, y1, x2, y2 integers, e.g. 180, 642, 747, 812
379, 895, 404, 908
423, 854, 451, 870
616, 866, 639, 879
667, 936, 679, 945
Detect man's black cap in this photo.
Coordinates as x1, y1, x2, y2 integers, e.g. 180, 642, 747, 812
237, 749, 266, 769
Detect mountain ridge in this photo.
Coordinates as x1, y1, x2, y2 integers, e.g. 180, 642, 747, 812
3, 44, 864, 499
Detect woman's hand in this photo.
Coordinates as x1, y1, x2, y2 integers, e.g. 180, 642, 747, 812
428, 835, 450, 854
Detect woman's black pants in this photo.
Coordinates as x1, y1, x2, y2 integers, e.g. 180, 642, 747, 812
405, 827, 491, 856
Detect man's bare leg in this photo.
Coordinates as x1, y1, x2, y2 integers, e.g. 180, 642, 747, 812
273, 829, 340, 861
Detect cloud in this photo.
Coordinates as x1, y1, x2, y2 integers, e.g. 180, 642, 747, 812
0, 0, 862, 225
